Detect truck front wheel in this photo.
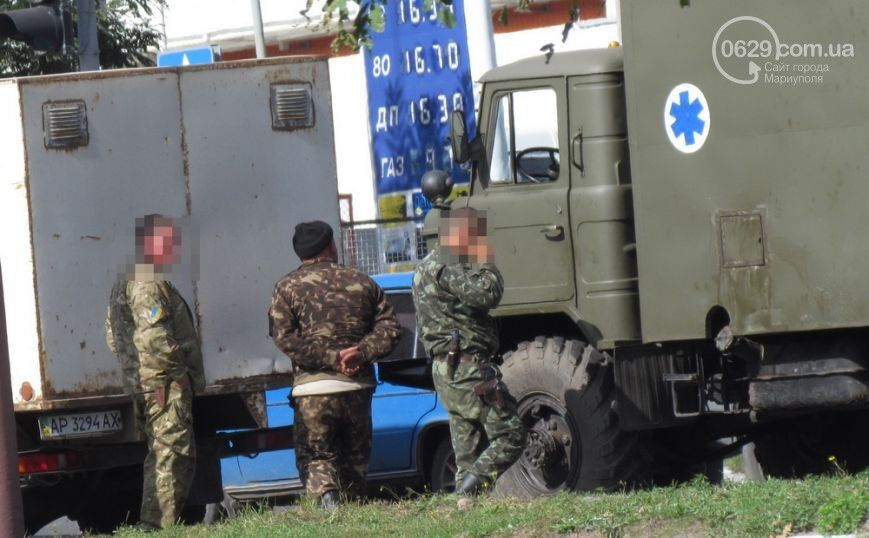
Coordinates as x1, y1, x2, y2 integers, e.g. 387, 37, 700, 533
494, 337, 653, 497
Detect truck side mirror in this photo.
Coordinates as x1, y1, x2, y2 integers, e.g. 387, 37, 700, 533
450, 110, 471, 163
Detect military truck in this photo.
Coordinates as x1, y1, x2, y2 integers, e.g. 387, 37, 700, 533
429, 0, 869, 496
0, 57, 339, 532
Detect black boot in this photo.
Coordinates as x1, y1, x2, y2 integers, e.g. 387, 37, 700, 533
320, 490, 340, 511
455, 473, 485, 496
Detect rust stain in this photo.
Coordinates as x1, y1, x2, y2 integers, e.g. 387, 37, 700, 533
19, 86, 49, 407
18, 388, 130, 411
175, 73, 192, 216
80, 235, 101, 241
42, 369, 126, 400
17, 57, 326, 89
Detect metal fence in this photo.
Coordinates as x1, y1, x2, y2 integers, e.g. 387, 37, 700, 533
340, 218, 427, 275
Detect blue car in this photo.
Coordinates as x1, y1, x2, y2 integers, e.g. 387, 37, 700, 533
217, 272, 454, 509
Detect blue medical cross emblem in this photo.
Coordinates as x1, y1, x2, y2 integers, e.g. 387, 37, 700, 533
669, 90, 706, 146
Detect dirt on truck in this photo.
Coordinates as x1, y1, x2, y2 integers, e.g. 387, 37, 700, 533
0, 57, 339, 532
417, 0, 869, 497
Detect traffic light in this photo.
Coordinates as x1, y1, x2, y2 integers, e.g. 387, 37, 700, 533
0, 0, 73, 54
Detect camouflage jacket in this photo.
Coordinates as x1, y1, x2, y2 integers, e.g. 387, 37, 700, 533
105, 279, 206, 393
269, 257, 401, 387
412, 248, 504, 358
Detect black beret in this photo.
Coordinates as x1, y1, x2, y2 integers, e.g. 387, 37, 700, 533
293, 220, 334, 259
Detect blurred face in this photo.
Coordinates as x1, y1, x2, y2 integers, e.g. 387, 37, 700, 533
142, 222, 178, 266
440, 210, 493, 263
441, 215, 473, 254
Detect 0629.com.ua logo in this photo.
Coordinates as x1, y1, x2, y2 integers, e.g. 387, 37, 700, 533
712, 16, 855, 86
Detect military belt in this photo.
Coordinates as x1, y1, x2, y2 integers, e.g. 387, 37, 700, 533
432, 352, 479, 364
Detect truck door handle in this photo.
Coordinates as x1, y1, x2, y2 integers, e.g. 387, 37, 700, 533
540, 225, 564, 240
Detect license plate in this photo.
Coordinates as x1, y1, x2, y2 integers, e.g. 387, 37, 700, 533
38, 409, 123, 440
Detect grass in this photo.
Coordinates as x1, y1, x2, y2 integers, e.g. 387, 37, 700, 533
109, 472, 869, 538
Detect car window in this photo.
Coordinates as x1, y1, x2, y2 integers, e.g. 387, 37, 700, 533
489, 87, 560, 185
382, 291, 423, 361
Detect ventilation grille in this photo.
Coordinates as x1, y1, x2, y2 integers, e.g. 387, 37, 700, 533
270, 84, 314, 130
43, 101, 89, 149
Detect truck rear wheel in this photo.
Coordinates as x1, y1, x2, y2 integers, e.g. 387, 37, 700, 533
494, 337, 653, 497
754, 411, 869, 478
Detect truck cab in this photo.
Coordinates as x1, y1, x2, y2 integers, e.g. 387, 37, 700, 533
441, 0, 869, 497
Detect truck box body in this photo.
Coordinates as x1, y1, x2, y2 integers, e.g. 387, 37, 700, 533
0, 58, 339, 411
621, 0, 869, 343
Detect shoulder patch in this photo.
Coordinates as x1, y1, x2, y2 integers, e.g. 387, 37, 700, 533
149, 306, 164, 321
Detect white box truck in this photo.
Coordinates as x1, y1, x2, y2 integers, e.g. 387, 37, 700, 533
0, 57, 339, 532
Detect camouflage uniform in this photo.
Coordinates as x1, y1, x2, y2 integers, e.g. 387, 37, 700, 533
292, 389, 373, 498
106, 278, 205, 529
269, 257, 400, 499
412, 249, 525, 486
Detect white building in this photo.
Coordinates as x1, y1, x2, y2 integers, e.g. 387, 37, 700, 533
158, 0, 620, 220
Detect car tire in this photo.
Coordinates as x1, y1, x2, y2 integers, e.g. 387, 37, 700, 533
204, 492, 239, 523
494, 337, 653, 497
429, 436, 457, 493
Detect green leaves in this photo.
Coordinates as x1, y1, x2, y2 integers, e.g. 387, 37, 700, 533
369, 4, 385, 33
437, 6, 456, 27
0, 0, 166, 77
320, 0, 462, 52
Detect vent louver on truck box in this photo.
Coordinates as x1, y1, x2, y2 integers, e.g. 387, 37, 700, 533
42, 101, 88, 149
270, 83, 314, 130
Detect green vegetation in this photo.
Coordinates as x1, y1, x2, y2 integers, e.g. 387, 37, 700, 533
0, 0, 166, 77
108, 472, 869, 538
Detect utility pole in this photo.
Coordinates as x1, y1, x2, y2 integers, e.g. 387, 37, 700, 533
0, 264, 24, 538
249, 0, 266, 59
76, 0, 99, 71
463, 0, 497, 109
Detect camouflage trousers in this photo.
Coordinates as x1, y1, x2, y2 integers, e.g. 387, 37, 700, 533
432, 359, 526, 486
134, 378, 196, 529
293, 388, 374, 499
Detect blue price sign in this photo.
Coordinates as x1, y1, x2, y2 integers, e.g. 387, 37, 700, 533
364, 0, 476, 198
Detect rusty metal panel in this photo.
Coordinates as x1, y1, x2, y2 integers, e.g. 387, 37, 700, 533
5, 58, 337, 408
621, 0, 869, 342
19, 72, 187, 401
179, 59, 339, 385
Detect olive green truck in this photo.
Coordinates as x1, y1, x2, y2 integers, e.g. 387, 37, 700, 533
431, 0, 869, 495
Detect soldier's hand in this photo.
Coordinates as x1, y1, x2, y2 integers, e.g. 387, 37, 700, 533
470, 237, 494, 264
337, 346, 363, 376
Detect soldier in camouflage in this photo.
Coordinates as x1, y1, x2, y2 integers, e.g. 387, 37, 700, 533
105, 214, 205, 530
412, 207, 526, 495
269, 220, 400, 509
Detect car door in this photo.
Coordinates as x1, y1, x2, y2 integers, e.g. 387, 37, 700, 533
369, 290, 437, 473
227, 387, 298, 486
